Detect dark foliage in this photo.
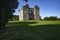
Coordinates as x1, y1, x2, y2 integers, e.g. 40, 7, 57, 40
44, 16, 58, 20
0, 0, 18, 28
23, 0, 28, 2
9, 15, 19, 21
58, 18, 60, 20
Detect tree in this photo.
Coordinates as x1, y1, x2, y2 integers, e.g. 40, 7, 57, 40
58, 18, 60, 20
0, 0, 19, 28
44, 16, 57, 20
39, 16, 42, 20
23, 0, 28, 2
9, 15, 19, 21
0, 0, 28, 29
44, 16, 48, 20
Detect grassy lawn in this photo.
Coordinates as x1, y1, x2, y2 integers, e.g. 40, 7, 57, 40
0, 20, 60, 40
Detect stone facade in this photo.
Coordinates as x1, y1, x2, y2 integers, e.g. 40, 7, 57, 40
19, 4, 40, 21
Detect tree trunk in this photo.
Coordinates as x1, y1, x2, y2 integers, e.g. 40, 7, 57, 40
0, 8, 8, 29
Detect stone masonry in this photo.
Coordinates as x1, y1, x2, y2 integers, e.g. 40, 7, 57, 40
19, 4, 40, 21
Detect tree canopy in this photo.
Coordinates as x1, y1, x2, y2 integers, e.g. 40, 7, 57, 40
0, 0, 28, 28
0, 0, 18, 28
23, 0, 28, 2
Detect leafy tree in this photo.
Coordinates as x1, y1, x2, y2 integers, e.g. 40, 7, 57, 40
39, 16, 42, 20
0, 0, 19, 28
23, 0, 28, 2
44, 16, 57, 20
58, 18, 60, 20
9, 15, 19, 21
44, 16, 48, 20
0, 0, 28, 29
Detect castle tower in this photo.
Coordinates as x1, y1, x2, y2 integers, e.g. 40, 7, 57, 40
19, 4, 29, 21
19, 9, 23, 21
23, 4, 29, 20
34, 5, 40, 20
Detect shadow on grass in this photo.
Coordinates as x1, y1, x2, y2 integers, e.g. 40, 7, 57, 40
7, 21, 37, 27
0, 21, 60, 40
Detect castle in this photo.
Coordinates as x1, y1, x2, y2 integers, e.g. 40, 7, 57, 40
19, 4, 40, 21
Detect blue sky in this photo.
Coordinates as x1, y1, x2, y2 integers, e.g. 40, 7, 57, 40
14, 0, 60, 19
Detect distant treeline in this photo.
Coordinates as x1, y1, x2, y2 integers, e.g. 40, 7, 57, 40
9, 15, 19, 21
9, 15, 60, 21
43, 16, 60, 20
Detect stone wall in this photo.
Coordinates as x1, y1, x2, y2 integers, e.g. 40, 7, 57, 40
19, 4, 40, 21
34, 5, 40, 20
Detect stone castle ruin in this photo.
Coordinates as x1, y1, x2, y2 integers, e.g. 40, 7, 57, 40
19, 4, 40, 21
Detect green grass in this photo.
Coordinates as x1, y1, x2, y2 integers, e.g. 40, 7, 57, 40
0, 20, 60, 40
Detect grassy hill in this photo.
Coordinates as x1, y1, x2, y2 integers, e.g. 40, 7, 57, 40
0, 20, 60, 40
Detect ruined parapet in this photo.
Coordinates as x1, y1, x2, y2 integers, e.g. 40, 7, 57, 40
34, 5, 40, 20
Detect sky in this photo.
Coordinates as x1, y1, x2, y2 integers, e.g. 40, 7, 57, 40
14, 0, 60, 19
